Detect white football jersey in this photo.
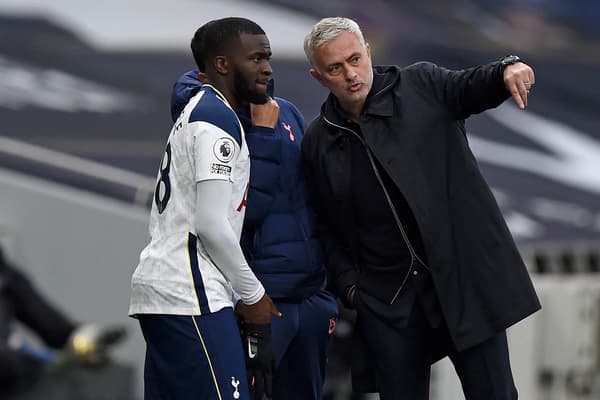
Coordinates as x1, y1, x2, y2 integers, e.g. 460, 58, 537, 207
129, 85, 250, 316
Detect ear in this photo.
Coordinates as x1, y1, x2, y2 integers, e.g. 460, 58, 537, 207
309, 68, 324, 85
213, 56, 229, 75
366, 42, 372, 60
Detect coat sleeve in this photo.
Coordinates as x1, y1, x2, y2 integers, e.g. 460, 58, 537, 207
301, 125, 358, 307
320, 224, 359, 307
412, 61, 511, 120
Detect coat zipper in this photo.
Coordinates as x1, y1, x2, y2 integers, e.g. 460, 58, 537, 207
323, 116, 429, 304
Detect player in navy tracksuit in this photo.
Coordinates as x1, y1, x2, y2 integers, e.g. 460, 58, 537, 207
171, 71, 338, 400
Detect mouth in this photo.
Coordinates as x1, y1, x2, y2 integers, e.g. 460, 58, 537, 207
255, 81, 268, 92
348, 82, 363, 92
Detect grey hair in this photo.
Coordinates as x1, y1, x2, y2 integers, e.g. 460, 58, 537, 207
304, 17, 367, 66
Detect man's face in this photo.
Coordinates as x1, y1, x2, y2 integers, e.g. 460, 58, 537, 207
230, 33, 272, 104
309, 31, 373, 116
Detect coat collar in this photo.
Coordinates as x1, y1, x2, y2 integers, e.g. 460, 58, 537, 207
364, 65, 401, 117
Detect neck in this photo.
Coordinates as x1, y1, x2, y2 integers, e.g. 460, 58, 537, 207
340, 101, 363, 122
203, 79, 239, 111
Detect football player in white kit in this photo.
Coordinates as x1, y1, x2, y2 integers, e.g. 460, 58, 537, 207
129, 18, 280, 400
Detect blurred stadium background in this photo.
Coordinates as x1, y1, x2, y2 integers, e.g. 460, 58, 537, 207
0, 0, 599, 398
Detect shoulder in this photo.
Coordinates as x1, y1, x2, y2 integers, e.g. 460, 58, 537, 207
189, 89, 242, 146
273, 97, 300, 114
305, 114, 322, 133
274, 97, 305, 123
395, 62, 453, 94
401, 61, 442, 80
272, 96, 309, 141
374, 62, 447, 80
302, 115, 324, 150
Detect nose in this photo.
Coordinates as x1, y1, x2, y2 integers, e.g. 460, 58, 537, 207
345, 67, 357, 82
262, 61, 273, 76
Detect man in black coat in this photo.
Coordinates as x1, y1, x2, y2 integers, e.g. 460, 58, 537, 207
301, 17, 541, 400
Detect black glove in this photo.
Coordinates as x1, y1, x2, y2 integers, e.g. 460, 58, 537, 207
241, 323, 274, 400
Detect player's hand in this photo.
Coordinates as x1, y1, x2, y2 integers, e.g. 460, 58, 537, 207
67, 323, 127, 364
250, 98, 280, 129
236, 294, 281, 324
503, 62, 535, 110
240, 322, 274, 400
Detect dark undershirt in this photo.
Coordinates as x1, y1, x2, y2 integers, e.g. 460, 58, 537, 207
348, 122, 426, 270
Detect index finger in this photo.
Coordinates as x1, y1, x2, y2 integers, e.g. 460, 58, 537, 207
509, 82, 526, 110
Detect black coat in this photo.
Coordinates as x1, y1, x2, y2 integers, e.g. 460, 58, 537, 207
302, 62, 541, 352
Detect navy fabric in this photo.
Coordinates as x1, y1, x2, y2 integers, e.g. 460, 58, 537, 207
187, 233, 210, 315
271, 291, 338, 400
171, 71, 326, 301
139, 309, 250, 400
182, 81, 243, 148
240, 96, 326, 300
170, 70, 202, 122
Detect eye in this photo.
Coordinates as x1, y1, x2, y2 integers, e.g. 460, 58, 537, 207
252, 54, 271, 63
328, 65, 341, 75
350, 56, 360, 65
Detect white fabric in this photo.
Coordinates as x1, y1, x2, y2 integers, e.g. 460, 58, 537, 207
194, 179, 264, 305
129, 87, 262, 316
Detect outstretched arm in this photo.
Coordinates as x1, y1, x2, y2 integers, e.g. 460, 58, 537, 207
415, 59, 535, 119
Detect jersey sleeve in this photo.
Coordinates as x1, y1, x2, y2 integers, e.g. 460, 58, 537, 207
191, 121, 242, 183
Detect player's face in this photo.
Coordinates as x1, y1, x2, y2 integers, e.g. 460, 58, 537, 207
309, 30, 373, 118
230, 33, 272, 105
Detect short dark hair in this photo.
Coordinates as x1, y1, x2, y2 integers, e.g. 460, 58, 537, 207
191, 17, 265, 72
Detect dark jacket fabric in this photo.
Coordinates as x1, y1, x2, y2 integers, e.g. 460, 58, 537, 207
0, 249, 75, 393
172, 72, 326, 300
301, 62, 541, 352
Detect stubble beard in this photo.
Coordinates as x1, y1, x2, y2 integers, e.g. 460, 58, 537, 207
233, 66, 269, 105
